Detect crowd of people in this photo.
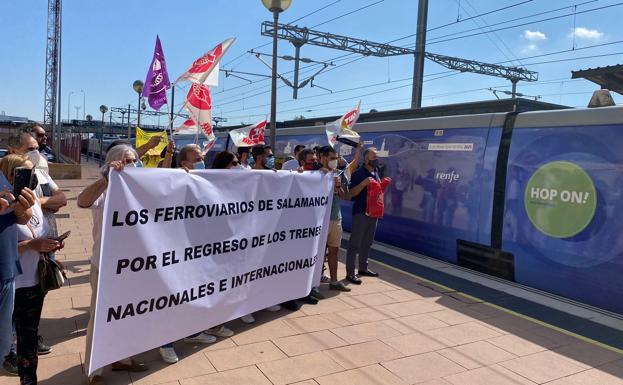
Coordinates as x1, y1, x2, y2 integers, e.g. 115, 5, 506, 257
0, 124, 67, 385
0, 125, 390, 385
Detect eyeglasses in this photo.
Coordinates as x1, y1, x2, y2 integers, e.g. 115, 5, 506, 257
124, 158, 138, 164
231, 160, 239, 166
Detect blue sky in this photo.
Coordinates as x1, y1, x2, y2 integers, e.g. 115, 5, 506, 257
1, 0, 622, 127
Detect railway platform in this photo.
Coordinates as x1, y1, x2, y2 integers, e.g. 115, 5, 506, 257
2, 160, 622, 385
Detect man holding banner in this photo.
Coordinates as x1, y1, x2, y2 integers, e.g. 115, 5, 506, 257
78, 145, 149, 385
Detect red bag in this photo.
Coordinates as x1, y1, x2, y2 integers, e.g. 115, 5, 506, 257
366, 179, 384, 218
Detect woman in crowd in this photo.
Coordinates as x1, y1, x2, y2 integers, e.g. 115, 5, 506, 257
0, 154, 58, 385
211, 151, 239, 169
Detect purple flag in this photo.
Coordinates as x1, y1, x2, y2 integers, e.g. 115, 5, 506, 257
142, 35, 171, 111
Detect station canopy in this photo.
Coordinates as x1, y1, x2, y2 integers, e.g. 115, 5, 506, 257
572, 64, 623, 95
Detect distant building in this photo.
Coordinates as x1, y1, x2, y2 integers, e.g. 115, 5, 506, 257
0, 113, 32, 147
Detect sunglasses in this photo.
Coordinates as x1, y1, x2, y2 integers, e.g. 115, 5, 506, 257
36, 133, 47, 138
124, 159, 138, 165
266, 154, 274, 158
231, 160, 239, 166
27, 147, 38, 152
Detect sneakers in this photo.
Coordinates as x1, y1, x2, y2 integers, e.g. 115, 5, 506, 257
265, 305, 281, 312
310, 287, 324, 299
37, 335, 52, 355
2, 352, 17, 376
320, 274, 331, 283
357, 269, 379, 277
281, 300, 300, 311
111, 359, 149, 372
183, 332, 217, 344
206, 325, 234, 338
159, 347, 179, 364
329, 281, 351, 292
346, 275, 362, 285
241, 314, 255, 324
302, 295, 319, 305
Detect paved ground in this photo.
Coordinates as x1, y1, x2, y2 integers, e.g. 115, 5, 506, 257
2, 161, 623, 385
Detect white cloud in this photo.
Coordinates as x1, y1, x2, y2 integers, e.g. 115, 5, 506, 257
521, 44, 538, 54
523, 30, 547, 41
571, 27, 603, 39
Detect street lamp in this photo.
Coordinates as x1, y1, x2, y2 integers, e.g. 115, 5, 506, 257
133, 80, 144, 137
67, 91, 74, 120
80, 90, 86, 120
99, 104, 108, 166
262, 0, 292, 148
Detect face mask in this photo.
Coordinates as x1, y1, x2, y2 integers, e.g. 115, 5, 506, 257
193, 161, 206, 170
26, 150, 41, 167
368, 159, 379, 168
136, 160, 144, 168
234, 164, 244, 170
125, 162, 136, 168
328, 160, 338, 170
266, 157, 275, 169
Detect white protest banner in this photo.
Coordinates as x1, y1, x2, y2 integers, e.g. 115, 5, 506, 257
88, 168, 333, 374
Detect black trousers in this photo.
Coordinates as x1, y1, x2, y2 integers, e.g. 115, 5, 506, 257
14, 284, 45, 385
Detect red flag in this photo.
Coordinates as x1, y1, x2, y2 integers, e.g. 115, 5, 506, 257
175, 38, 235, 85
183, 83, 216, 143
228, 120, 267, 147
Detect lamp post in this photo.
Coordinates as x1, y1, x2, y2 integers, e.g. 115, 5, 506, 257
80, 90, 86, 120
262, 0, 292, 148
99, 105, 108, 166
133, 81, 144, 138
67, 91, 74, 120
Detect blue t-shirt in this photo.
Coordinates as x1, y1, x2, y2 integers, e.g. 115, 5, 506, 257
0, 212, 19, 281
349, 166, 380, 215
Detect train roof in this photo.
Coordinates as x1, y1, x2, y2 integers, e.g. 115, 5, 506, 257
216, 98, 568, 132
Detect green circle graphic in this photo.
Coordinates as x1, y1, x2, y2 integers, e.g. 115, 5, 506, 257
524, 161, 596, 238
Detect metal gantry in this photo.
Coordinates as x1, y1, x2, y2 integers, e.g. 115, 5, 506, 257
44, 0, 61, 147
261, 21, 538, 103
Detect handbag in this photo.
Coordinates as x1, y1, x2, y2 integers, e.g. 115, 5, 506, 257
26, 222, 67, 292
38, 253, 67, 292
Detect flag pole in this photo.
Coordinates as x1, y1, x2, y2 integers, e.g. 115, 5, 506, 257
167, 85, 175, 140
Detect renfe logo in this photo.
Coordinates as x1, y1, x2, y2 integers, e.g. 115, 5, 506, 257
435, 170, 460, 182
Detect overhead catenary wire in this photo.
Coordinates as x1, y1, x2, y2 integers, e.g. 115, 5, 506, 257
218, 42, 623, 117
213, 0, 606, 104
202, 1, 620, 123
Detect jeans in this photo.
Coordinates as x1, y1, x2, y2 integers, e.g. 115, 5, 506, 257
0, 278, 15, 359
14, 284, 45, 385
345, 214, 378, 276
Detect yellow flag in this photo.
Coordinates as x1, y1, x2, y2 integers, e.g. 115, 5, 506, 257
135, 127, 168, 168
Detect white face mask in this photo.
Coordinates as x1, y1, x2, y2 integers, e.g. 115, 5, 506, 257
328, 160, 338, 170
26, 150, 41, 167
125, 162, 137, 168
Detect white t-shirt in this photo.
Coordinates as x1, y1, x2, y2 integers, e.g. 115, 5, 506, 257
89, 192, 106, 271
33, 168, 58, 199
16, 203, 50, 289
281, 158, 300, 171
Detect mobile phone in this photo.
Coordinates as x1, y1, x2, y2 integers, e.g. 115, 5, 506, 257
13, 167, 34, 198
54, 230, 71, 242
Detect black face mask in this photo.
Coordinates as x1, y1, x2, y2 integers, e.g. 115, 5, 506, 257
368, 159, 379, 168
